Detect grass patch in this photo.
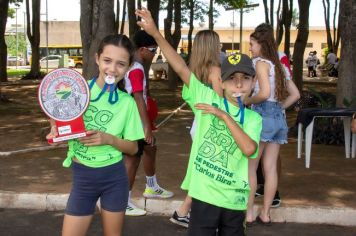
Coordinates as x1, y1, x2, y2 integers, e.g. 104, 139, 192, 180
7, 68, 31, 78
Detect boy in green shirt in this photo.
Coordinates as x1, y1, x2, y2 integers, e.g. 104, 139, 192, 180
136, 9, 262, 235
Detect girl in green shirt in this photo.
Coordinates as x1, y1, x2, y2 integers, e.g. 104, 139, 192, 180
47, 35, 144, 236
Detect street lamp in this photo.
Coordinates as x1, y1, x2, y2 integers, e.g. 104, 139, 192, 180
230, 11, 235, 51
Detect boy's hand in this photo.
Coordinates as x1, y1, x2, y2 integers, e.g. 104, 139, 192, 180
78, 130, 113, 147
144, 126, 154, 145
136, 8, 159, 37
195, 103, 227, 120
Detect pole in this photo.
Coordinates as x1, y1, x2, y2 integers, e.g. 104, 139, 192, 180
232, 11, 235, 51
240, 7, 243, 52
15, 8, 18, 69
23, 12, 26, 65
46, 0, 49, 73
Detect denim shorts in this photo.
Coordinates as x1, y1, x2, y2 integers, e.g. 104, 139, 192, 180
65, 161, 129, 216
252, 101, 288, 144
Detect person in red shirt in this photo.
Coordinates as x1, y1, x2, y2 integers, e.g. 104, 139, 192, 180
124, 30, 173, 216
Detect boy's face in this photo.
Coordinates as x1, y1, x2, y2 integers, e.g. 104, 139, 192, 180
222, 72, 255, 103
139, 45, 157, 62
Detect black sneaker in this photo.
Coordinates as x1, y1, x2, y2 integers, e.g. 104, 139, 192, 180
271, 191, 281, 208
169, 211, 189, 228
255, 185, 264, 198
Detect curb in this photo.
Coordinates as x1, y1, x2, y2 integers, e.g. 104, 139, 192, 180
1, 191, 355, 227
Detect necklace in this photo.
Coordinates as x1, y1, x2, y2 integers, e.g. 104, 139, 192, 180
223, 96, 245, 125
88, 76, 119, 104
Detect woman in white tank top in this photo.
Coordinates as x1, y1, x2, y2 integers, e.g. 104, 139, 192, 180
244, 23, 300, 225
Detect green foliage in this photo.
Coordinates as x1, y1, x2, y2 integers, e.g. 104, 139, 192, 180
160, 0, 217, 25
308, 87, 329, 108
6, 69, 30, 78
5, 34, 27, 58
181, 0, 210, 25
343, 97, 356, 108
8, 8, 16, 18
292, 8, 299, 27
8, 0, 23, 18
215, 0, 248, 9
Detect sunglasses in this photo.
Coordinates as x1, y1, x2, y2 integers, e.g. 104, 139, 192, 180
145, 47, 158, 54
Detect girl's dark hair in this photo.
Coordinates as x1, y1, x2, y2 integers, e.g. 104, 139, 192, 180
97, 34, 134, 92
97, 34, 135, 64
251, 23, 287, 101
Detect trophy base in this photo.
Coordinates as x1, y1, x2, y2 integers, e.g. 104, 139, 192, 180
48, 131, 88, 144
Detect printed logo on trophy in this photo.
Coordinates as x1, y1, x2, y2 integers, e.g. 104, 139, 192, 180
38, 68, 90, 143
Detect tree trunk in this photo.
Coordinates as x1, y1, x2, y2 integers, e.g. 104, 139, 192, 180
332, 0, 340, 53
322, 0, 333, 50
24, 0, 41, 80
292, 0, 311, 92
263, 0, 269, 24
80, 0, 115, 80
276, 0, 284, 46
0, 0, 9, 82
187, 0, 194, 59
115, 0, 120, 32
269, 0, 274, 29
276, 0, 283, 45
208, 0, 213, 30
164, 0, 181, 90
127, 0, 139, 39
284, 0, 293, 58
336, 0, 356, 108
147, 0, 160, 26
120, 0, 126, 34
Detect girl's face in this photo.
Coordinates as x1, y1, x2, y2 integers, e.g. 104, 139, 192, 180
222, 73, 254, 104
249, 37, 261, 58
96, 44, 131, 83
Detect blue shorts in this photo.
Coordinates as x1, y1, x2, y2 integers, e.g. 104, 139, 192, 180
65, 161, 129, 216
252, 101, 288, 144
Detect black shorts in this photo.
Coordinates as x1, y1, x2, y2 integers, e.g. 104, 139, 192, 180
188, 198, 246, 236
65, 161, 128, 216
139, 136, 157, 146
134, 137, 156, 157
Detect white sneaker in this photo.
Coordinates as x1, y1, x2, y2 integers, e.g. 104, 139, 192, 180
143, 185, 174, 199
125, 202, 147, 216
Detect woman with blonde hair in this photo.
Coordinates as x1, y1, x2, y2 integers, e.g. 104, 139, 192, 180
170, 29, 223, 228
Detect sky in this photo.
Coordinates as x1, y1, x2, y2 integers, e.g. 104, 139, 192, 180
7, 0, 338, 28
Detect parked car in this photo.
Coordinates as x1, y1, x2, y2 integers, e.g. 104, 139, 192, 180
7, 56, 24, 66
39, 55, 75, 68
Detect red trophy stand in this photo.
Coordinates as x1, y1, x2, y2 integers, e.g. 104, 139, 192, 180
38, 68, 90, 143
48, 116, 87, 143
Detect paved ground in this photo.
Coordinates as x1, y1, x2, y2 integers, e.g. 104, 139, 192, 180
1, 77, 356, 231
1, 209, 356, 236
1, 109, 355, 209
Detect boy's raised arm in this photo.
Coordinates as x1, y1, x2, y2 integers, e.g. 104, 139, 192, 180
136, 8, 191, 87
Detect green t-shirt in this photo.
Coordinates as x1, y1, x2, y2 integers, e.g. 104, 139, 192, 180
64, 80, 144, 168
181, 73, 262, 210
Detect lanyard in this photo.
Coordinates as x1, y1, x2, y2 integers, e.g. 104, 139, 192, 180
223, 96, 245, 125
88, 77, 119, 104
